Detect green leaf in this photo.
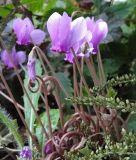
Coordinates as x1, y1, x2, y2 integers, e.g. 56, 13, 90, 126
121, 23, 135, 37
55, 72, 73, 102
0, 4, 14, 17
23, 60, 42, 125
0, 7, 11, 17
35, 109, 59, 153
23, 60, 42, 148
21, 0, 45, 12
44, 109, 60, 131
103, 59, 121, 77
0, 109, 23, 148
108, 2, 136, 19
128, 114, 136, 132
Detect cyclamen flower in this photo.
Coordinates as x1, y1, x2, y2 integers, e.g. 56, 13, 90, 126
47, 12, 108, 63
1, 47, 26, 68
13, 17, 45, 45
47, 12, 88, 63
86, 17, 108, 53
27, 49, 36, 81
20, 146, 32, 160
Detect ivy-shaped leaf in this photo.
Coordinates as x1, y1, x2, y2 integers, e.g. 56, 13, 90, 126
35, 109, 59, 154
55, 72, 73, 103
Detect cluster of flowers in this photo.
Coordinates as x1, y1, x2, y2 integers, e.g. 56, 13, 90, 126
47, 12, 108, 63
0, 12, 108, 80
0, 17, 45, 68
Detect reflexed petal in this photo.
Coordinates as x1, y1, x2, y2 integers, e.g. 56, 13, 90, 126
1, 48, 17, 68
1, 47, 26, 68
94, 20, 108, 43
86, 17, 108, 53
1, 50, 11, 67
23, 17, 34, 33
84, 31, 92, 42
47, 12, 61, 44
27, 56, 36, 81
58, 12, 71, 45
16, 51, 26, 64
11, 47, 18, 66
47, 12, 71, 52
17, 24, 30, 45
13, 17, 34, 45
13, 18, 24, 36
92, 20, 108, 52
86, 17, 95, 33
69, 17, 87, 47
30, 29, 46, 45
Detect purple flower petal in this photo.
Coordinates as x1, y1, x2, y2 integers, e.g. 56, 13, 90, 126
86, 17, 95, 33
47, 12, 71, 52
47, 12, 61, 45
57, 12, 71, 51
23, 17, 34, 33
27, 53, 36, 81
30, 29, 45, 45
13, 17, 34, 45
47, 12, 102, 63
16, 51, 26, 65
1, 50, 12, 68
17, 24, 31, 45
13, 18, 24, 35
64, 52, 74, 63
69, 17, 87, 47
20, 146, 32, 159
85, 31, 92, 42
86, 17, 108, 52
1, 47, 26, 68
92, 20, 108, 44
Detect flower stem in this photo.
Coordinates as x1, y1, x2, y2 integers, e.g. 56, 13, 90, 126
0, 90, 24, 110
0, 37, 49, 140
85, 56, 99, 86
71, 47, 106, 132
97, 48, 106, 85
34, 46, 69, 97
71, 47, 92, 94
0, 72, 33, 139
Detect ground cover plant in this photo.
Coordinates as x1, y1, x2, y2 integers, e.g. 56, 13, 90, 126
0, 0, 136, 160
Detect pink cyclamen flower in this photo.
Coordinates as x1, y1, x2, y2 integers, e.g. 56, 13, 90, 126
47, 12, 88, 63
1, 47, 26, 68
86, 17, 108, 53
13, 17, 45, 45
27, 50, 36, 81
